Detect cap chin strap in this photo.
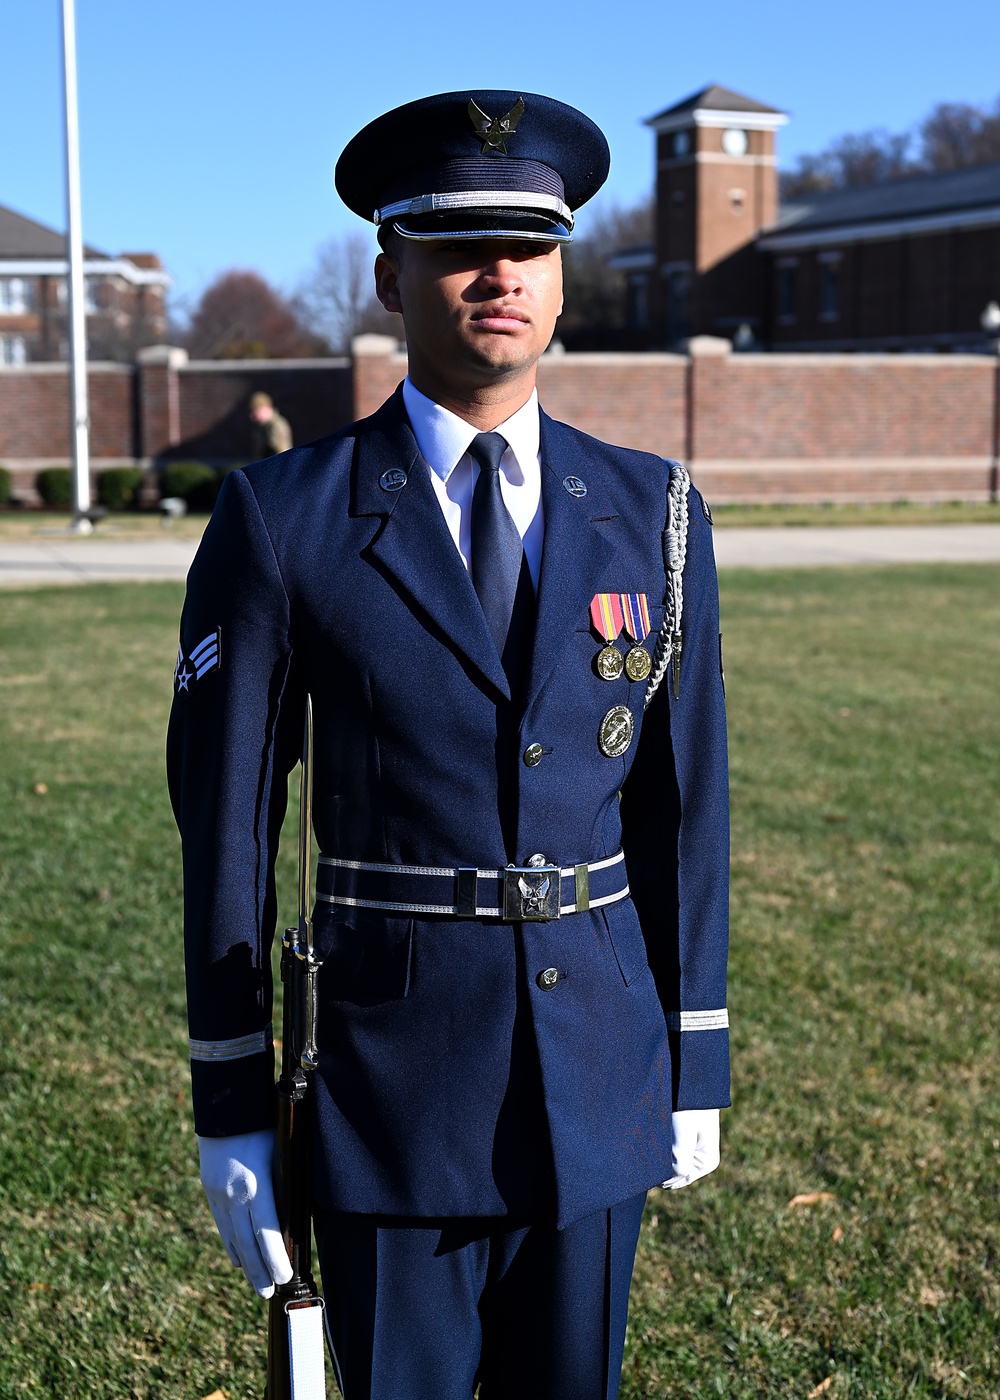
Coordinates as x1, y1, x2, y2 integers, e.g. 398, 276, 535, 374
375, 188, 574, 229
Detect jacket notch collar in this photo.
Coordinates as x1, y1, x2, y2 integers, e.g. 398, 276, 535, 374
357, 392, 511, 701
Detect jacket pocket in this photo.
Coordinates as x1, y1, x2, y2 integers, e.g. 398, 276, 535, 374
600, 899, 650, 987
313, 907, 413, 1005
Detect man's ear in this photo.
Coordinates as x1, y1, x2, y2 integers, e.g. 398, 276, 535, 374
374, 254, 403, 315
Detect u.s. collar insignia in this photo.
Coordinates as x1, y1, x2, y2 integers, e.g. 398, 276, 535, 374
468, 97, 525, 155
174, 627, 221, 694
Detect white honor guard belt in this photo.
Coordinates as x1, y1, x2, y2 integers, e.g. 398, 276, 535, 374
316, 850, 629, 922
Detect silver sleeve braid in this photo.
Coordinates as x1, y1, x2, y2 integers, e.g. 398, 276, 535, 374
644, 458, 690, 710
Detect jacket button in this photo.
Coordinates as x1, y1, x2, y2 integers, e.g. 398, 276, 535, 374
523, 743, 543, 767
536, 967, 560, 990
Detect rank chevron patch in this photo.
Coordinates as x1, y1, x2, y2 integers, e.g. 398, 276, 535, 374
174, 628, 221, 694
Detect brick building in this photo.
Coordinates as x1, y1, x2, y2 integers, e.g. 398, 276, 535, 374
0, 203, 169, 364
615, 84, 1000, 351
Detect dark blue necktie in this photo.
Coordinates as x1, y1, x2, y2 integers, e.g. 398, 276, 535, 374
468, 431, 536, 858
469, 432, 526, 661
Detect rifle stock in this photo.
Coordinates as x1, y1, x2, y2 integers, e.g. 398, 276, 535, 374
265, 696, 326, 1399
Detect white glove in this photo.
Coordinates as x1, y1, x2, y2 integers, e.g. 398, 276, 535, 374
660, 1108, 721, 1190
197, 1129, 294, 1297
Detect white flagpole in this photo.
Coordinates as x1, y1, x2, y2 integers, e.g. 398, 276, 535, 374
61, 0, 92, 533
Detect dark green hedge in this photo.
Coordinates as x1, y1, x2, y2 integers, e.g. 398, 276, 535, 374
159, 461, 220, 511
0, 466, 11, 505
97, 467, 145, 511
36, 467, 73, 507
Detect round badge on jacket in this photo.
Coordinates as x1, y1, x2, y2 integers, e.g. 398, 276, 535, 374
598, 705, 634, 757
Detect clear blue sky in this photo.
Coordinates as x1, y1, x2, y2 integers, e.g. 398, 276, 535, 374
4, 0, 998, 311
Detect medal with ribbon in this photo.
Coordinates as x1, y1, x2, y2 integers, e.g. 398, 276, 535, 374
590, 593, 625, 680
621, 592, 652, 681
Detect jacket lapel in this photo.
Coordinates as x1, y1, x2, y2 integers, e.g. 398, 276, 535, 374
351, 389, 511, 701
524, 412, 617, 710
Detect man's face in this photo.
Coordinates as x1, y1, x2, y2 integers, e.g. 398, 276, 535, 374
375, 237, 563, 392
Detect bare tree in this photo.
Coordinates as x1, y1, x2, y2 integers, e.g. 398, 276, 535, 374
782, 130, 914, 197
559, 197, 654, 345
920, 99, 1000, 170
781, 92, 1000, 199
185, 269, 326, 359
295, 232, 399, 352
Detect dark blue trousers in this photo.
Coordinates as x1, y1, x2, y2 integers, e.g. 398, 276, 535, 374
314, 1192, 647, 1400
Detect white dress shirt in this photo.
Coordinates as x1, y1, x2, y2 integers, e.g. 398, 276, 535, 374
401, 376, 544, 590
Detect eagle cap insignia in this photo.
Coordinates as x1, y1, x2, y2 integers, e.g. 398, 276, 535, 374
468, 96, 525, 154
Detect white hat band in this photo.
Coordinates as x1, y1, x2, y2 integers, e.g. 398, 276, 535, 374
374, 188, 574, 229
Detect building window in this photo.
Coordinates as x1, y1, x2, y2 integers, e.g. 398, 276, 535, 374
819, 252, 842, 322
1, 334, 28, 365
0, 277, 32, 314
663, 263, 692, 342
84, 277, 101, 313
728, 187, 747, 214
777, 259, 799, 324
673, 130, 690, 158
626, 273, 650, 329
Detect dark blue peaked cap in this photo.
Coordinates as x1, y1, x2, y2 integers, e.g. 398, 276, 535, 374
335, 89, 610, 243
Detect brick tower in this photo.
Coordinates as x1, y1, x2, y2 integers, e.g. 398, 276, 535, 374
645, 85, 787, 344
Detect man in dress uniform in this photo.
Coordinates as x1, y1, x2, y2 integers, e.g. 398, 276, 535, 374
168, 89, 730, 1400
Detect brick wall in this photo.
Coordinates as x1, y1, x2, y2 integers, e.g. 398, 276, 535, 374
0, 363, 134, 460
0, 362, 136, 500
692, 352, 996, 459
1, 343, 997, 505
175, 360, 352, 460
687, 348, 999, 502
536, 353, 688, 455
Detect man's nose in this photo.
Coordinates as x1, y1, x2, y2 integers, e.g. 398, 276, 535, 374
478, 260, 523, 292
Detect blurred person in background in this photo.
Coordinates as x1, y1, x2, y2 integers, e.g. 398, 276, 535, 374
248, 390, 293, 458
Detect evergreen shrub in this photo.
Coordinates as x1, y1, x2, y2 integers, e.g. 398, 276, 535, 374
98, 467, 145, 510
36, 467, 73, 507
159, 461, 220, 511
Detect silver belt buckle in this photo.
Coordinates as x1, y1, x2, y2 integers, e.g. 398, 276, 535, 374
503, 854, 561, 921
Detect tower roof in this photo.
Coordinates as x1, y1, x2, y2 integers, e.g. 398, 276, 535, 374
646, 85, 788, 133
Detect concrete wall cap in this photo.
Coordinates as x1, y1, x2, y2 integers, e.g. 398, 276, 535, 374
181, 357, 350, 372
537, 352, 688, 366
137, 345, 189, 368
686, 335, 733, 356
352, 334, 401, 356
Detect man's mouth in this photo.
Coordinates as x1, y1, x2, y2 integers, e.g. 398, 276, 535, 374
470, 305, 530, 330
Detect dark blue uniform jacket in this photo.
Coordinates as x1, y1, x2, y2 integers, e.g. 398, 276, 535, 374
167, 388, 730, 1230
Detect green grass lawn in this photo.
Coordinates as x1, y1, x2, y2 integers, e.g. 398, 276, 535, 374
3, 498, 1000, 542
0, 568, 997, 1398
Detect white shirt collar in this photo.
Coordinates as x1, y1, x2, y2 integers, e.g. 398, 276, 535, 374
402, 376, 540, 483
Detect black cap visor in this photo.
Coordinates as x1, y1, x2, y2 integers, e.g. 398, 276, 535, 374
387, 207, 572, 243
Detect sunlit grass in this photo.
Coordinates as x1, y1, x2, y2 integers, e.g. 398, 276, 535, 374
710, 499, 1000, 529
0, 568, 997, 1397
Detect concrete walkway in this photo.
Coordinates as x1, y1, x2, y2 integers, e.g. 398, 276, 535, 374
712, 523, 1000, 569
0, 525, 999, 585
0, 537, 199, 585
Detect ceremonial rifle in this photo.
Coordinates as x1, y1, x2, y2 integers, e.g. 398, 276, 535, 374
265, 695, 326, 1399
